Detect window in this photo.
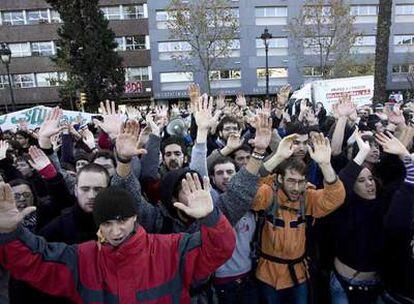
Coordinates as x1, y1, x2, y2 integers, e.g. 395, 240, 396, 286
396, 5, 414, 15
101, 6, 121, 20
1, 11, 25, 25
26, 10, 49, 24
36, 72, 60, 87
255, 7, 287, 17
256, 38, 288, 49
156, 11, 175, 21
160, 72, 193, 83
9, 43, 31, 57
392, 64, 414, 74
354, 36, 376, 46
125, 36, 146, 50
158, 41, 191, 53
123, 5, 145, 19
257, 68, 288, 79
50, 10, 62, 23
303, 67, 323, 77
31, 41, 54, 56
115, 37, 124, 51
350, 5, 378, 16
13, 74, 35, 88
394, 35, 414, 46
125, 67, 151, 81
210, 70, 241, 80
0, 75, 9, 89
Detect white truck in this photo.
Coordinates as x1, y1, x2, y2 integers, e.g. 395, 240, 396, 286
290, 75, 374, 112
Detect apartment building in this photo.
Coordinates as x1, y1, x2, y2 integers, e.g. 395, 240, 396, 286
0, 0, 152, 111
148, 0, 414, 100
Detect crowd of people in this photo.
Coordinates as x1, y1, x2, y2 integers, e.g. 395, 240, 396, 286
0, 83, 413, 304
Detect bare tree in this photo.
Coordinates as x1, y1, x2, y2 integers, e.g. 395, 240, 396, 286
289, 0, 358, 78
167, 0, 239, 93
374, 0, 393, 103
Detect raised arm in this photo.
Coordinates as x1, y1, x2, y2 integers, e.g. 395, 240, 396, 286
216, 112, 272, 225
0, 183, 80, 301
113, 120, 163, 232
306, 133, 346, 217
171, 174, 235, 283
330, 98, 356, 156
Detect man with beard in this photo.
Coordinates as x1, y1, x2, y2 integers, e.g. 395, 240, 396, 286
252, 133, 346, 304
161, 136, 187, 172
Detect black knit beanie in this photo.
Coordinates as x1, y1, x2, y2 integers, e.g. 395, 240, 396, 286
93, 187, 137, 226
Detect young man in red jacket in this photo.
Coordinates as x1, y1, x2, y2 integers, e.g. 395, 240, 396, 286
0, 173, 235, 304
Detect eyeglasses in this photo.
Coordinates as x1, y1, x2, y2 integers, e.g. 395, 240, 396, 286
222, 127, 239, 132
14, 192, 32, 200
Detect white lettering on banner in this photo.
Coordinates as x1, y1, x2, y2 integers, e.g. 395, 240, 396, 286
0, 106, 94, 131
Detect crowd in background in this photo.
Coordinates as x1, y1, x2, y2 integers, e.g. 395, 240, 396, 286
0, 83, 413, 304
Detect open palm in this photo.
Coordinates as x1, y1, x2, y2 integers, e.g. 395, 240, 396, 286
116, 120, 146, 159
174, 174, 214, 219
0, 183, 36, 233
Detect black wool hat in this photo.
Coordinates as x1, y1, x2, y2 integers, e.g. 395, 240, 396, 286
93, 187, 137, 226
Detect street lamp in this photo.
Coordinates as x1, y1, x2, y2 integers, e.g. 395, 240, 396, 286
261, 28, 273, 100
0, 43, 16, 112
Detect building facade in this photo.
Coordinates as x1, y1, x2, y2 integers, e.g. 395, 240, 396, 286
1, 0, 413, 108
0, 0, 152, 111
148, 0, 414, 101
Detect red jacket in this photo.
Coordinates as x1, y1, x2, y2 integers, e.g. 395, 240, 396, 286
0, 208, 235, 303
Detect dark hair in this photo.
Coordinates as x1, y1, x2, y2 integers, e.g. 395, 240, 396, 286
231, 144, 252, 159
216, 116, 242, 134
161, 136, 187, 156
9, 178, 38, 206
76, 163, 110, 186
276, 157, 308, 178
285, 122, 310, 136
15, 130, 30, 139
91, 150, 116, 168
351, 135, 379, 159
209, 156, 237, 176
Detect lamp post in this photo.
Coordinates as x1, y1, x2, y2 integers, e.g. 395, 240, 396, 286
261, 28, 272, 100
0, 43, 16, 113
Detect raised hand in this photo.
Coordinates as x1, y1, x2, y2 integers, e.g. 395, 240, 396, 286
155, 105, 168, 128
307, 133, 332, 165
38, 107, 63, 148
0, 140, 9, 160
275, 134, 299, 161
277, 84, 292, 107
96, 100, 124, 139
27, 146, 52, 171
215, 91, 226, 110
236, 92, 247, 108
385, 104, 406, 126
336, 96, 356, 118
194, 94, 213, 131
173, 173, 214, 219
170, 104, 180, 118
375, 131, 409, 158
80, 127, 96, 150
0, 182, 36, 233
226, 133, 244, 151
115, 120, 147, 160
126, 106, 142, 121
250, 112, 272, 153
353, 128, 371, 165
188, 83, 201, 104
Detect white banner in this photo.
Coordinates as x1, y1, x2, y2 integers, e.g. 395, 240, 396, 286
0, 106, 95, 131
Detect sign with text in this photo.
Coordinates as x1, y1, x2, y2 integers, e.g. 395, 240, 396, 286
0, 106, 94, 131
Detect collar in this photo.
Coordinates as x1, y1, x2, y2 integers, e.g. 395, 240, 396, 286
99, 226, 147, 257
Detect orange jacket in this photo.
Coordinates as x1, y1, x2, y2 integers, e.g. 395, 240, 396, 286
252, 176, 345, 290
